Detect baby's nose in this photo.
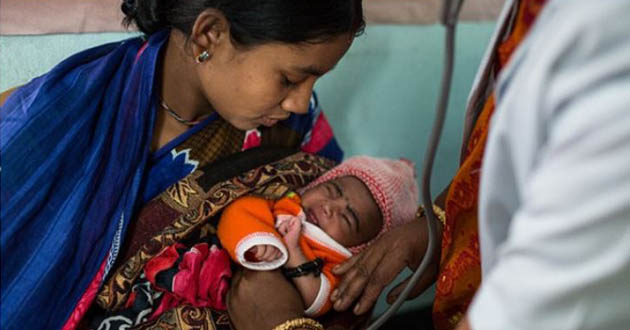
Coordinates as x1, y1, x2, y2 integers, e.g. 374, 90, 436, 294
327, 199, 346, 214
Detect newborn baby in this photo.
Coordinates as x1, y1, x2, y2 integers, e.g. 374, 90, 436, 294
218, 156, 419, 316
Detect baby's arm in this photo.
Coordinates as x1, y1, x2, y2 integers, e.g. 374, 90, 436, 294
278, 218, 321, 307
217, 196, 288, 270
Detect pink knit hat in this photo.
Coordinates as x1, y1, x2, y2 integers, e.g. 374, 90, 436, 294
303, 156, 419, 254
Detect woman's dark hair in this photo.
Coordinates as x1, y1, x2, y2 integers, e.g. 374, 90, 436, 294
121, 0, 365, 46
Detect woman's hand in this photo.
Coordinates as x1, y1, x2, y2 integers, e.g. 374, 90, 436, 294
330, 218, 440, 315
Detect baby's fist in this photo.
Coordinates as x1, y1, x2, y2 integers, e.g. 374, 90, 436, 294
247, 245, 282, 262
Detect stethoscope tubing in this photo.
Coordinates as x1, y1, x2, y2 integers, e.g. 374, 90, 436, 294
365, 0, 463, 328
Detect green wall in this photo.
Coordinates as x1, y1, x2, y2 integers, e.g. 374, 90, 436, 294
0, 22, 495, 315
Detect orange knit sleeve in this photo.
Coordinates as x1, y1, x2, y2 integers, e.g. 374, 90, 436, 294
217, 196, 289, 270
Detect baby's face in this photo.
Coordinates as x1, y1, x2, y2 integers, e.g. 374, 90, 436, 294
301, 176, 383, 247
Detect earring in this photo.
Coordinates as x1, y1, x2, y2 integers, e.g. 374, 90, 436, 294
196, 50, 210, 63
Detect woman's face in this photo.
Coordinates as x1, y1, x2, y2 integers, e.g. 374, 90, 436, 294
301, 176, 383, 248
197, 34, 353, 131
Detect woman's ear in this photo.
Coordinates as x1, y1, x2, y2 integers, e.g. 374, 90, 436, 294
189, 9, 231, 61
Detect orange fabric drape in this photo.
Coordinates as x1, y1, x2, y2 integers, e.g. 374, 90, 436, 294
432, 0, 547, 329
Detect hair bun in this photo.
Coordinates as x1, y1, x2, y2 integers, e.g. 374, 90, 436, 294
121, 0, 137, 18
121, 0, 167, 35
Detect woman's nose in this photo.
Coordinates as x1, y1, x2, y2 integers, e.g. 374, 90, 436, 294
280, 79, 315, 115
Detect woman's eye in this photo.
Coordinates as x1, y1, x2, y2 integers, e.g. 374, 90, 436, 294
282, 76, 297, 87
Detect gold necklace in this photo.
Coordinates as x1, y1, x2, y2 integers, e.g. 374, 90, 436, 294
160, 99, 206, 126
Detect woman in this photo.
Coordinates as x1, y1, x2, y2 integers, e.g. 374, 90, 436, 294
0, 0, 364, 329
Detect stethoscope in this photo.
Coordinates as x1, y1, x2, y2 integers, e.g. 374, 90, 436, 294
366, 0, 465, 328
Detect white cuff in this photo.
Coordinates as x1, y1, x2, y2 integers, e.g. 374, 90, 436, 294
304, 275, 331, 316
235, 232, 288, 271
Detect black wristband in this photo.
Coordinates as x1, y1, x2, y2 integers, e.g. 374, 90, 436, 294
283, 258, 324, 278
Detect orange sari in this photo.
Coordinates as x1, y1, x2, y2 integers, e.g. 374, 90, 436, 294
432, 0, 547, 328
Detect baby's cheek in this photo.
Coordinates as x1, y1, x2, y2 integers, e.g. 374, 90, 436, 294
327, 226, 348, 245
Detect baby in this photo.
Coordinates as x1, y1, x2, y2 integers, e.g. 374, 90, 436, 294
217, 156, 419, 316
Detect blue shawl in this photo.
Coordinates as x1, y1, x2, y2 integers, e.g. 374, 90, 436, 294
1, 31, 168, 329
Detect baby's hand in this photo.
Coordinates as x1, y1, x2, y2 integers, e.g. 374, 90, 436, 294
278, 217, 302, 250
247, 245, 282, 262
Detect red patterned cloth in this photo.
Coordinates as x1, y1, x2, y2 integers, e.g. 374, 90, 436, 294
85, 242, 232, 329
300, 112, 335, 154
242, 129, 262, 151
146, 243, 232, 318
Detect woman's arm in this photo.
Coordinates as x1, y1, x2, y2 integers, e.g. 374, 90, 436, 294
228, 269, 305, 330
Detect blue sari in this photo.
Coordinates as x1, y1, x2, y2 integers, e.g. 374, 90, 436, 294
0, 31, 168, 329
1, 29, 345, 329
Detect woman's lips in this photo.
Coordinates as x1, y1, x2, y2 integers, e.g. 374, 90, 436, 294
260, 115, 289, 127
260, 117, 279, 127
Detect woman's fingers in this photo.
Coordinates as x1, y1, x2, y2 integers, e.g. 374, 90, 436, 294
332, 253, 360, 276
332, 263, 369, 310
331, 254, 366, 301
352, 256, 410, 314
331, 249, 387, 312
332, 220, 431, 314
350, 269, 390, 315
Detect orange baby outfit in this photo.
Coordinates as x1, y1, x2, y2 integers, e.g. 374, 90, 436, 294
217, 192, 352, 317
